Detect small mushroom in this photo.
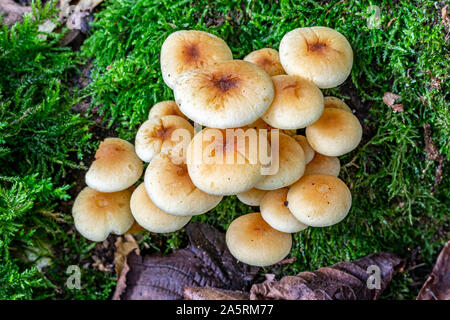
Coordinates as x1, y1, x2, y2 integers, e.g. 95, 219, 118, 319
85, 138, 143, 193
304, 153, 340, 177
148, 100, 187, 119
306, 108, 362, 157
225, 212, 292, 267
279, 26, 353, 88
260, 188, 308, 233
126, 220, 146, 235
135, 115, 194, 162
236, 188, 268, 206
72, 187, 134, 242
255, 133, 305, 190
145, 153, 222, 216
161, 30, 233, 89
293, 135, 315, 164
262, 75, 324, 129
130, 183, 191, 233
174, 60, 274, 129
186, 128, 267, 195
287, 174, 352, 227
244, 48, 285, 76
324, 96, 352, 113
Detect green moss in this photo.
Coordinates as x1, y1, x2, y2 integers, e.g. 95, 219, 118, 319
82, 0, 448, 299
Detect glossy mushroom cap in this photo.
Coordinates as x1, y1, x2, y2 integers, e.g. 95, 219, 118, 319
226, 212, 292, 267
148, 100, 187, 119
244, 48, 285, 76
161, 30, 233, 89
306, 108, 362, 157
324, 96, 352, 113
135, 115, 194, 163
279, 26, 353, 88
260, 188, 308, 233
85, 138, 143, 193
262, 75, 324, 129
187, 128, 267, 195
72, 187, 134, 242
304, 153, 340, 177
174, 60, 274, 129
145, 153, 222, 216
287, 174, 352, 227
130, 183, 191, 233
293, 135, 315, 164
255, 133, 305, 190
236, 188, 268, 206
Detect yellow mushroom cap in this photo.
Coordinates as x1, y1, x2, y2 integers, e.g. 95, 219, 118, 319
293, 135, 315, 164
287, 174, 352, 227
243, 48, 285, 76
262, 75, 324, 129
255, 133, 305, 190
145, 153, 222, 216
85, 138, 143, 193
130, 183, 191, 233
236, 188, 268, 206
161, 30, 233, 89
226, 212, 292, 267
72, 187, 134, 242
174, 60, 274, 129
260, 188, 308, 233
148, 100, 187, 119
304, 153, 340, 177
135, 115, 194, 163
324, 96, 352, 113
306, 108, 362, 157
279, 26, 353, 88
186, 128, 267, 196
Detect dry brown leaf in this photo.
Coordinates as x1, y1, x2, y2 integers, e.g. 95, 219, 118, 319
0, 0, 31, 26
112, 222, 258, 300
114, 234, 139, 277
183, 287, 250, 300
417, 241, 450, 300
383, 92, 404, 112
423, 123, 444, 190
250, 252, 404, 300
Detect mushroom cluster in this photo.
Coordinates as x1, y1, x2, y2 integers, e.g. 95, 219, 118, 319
72, 27, 361, 267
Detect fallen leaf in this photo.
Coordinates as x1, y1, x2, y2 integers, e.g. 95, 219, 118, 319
183, 287, 250, 300
112, 222, 258, 300
442, 5, 449, 28
383, 92, 404, 112
114, 234, 139, 277
250, 252, 404, 300
417, 241, 450, 300
423, 123, 444, 190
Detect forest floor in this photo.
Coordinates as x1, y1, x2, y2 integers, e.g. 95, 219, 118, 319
0, 0, 448, 299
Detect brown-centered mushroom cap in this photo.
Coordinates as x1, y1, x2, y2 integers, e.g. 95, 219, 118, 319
304, 153, 340, 177
306, 108, 362, 157
161, 30, 233, 89
236, 188, 268, 206
72, 187, 134, 242
287, 174, 352, 227
260, 188, 308, 233
279, 26, 353, 88
145, 153, 223, 216
255, 133, 305, 190
244, 48, 285, 76
85, 138, 143, 193
262, 74, 324, 129
225, 212, 292, 267
135, 115, 194, 163
186, 128, 267, 195
130, 183, 191, 233
324, 96, 352, 113
148, 100, 187, 119
174, 60, 274, 129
